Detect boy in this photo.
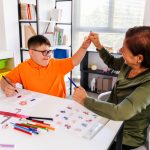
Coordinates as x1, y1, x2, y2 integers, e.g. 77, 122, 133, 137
0, 35, 91, 98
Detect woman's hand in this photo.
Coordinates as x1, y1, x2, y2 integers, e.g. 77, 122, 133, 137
73, 86, 88, 105
89, 32, 103, 50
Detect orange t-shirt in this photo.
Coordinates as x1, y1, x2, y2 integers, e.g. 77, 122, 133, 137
6, 58, 74, 98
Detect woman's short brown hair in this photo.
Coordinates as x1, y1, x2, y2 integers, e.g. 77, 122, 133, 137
125, 26, 150, 68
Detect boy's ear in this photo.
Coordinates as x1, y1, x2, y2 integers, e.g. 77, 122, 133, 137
29, 49, 33, 55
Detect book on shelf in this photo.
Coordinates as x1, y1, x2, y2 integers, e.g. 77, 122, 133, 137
102, 77, 112, 92
90, 76, 113, 93
20, 3, 36, 20
44, 26, 64, 47
22, 24, 36, 48
96, 77, 103, 93
54, 26, 64, 45
50, 9, 62, 22
44, 33, 55, 46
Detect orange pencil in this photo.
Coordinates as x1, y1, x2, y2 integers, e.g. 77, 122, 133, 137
29, 122, 55, 131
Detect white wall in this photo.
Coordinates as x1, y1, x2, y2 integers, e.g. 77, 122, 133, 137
0, 1, 7, 50
0, 0, 20, 65
143, 0, 150, 25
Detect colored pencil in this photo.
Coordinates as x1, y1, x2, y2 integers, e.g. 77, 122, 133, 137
2, 76, 18, 93
26, 116, 53, 121
0, 144, 15, 148
68, 77, 78, 88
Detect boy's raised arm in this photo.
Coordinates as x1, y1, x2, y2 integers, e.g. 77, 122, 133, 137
72, 38, 91, 66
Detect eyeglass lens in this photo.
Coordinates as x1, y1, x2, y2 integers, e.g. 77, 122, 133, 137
42, 50, 52, 56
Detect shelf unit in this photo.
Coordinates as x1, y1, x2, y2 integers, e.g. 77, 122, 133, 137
80, 51, 119, 94
18, 0, 39, 62
17, 0, 73, 95
55, 0, 73, 95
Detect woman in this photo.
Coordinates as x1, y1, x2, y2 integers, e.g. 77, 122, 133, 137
73, 26, 150, 150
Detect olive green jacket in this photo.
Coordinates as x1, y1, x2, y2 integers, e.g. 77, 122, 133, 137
84, 48, 150, 147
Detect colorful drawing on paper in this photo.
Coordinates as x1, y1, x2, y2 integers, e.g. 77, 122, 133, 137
52, 102, 109, 139
0, 89, 47, 109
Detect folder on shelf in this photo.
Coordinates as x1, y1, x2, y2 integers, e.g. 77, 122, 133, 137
97, 77, 103, 93
50, 9, 62, 22
20, 3, 28, 20
24, 25, 36, 48
20, 3, 36, 20
102, 77, 112, 92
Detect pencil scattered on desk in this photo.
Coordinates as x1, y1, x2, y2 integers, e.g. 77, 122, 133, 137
0, 110, 53, 121
11, 119, 55, 135
0, 144, 15, 148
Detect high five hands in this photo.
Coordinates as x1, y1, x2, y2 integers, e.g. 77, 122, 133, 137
73, 32, 104, 105
82, 32, 104, 50
89, 32, 103, 50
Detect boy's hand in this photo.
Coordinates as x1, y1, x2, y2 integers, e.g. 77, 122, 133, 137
90, 32, 103, 50
4, 83, 17, 97
73, 86, 88, 105
81, 36, 91, 50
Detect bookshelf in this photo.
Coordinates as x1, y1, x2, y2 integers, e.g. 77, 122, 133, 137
17, 0, 73, 95
55, 0, 73, 95
18, 0, 38, 62
80, 51, 119, 94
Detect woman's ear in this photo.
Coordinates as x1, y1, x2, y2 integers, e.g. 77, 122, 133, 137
137, 54, 143, 63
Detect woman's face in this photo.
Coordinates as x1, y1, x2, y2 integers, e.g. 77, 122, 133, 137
120, 41, 140, 68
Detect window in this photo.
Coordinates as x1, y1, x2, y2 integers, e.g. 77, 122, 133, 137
75, 0, 145, 32
72, 0, 146, 77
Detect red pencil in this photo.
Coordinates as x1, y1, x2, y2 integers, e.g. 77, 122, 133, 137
14, 127, 32, 135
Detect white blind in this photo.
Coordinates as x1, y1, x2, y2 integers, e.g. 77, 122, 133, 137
80, 0, 109, 27
113, 0, 145, 29
75, 0, 145, 32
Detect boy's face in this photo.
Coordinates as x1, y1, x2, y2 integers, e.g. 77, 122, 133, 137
29, 44, 52, 67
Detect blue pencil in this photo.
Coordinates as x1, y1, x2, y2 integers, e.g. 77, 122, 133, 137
11, 122, 39, 134
68, 77, 78, 88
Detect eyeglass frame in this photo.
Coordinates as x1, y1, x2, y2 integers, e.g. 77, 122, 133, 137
31, 48, 53, 56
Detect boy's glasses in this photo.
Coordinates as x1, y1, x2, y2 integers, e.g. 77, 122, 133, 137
31, 49, 52, 56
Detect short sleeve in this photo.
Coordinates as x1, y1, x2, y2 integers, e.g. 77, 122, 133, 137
56, 58, 74, 75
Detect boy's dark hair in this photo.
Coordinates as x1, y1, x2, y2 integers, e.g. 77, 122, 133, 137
27, 35, 51, 49
125, 26, 150, 68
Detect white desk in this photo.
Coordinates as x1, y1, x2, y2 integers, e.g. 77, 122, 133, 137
0, 89, 123, 150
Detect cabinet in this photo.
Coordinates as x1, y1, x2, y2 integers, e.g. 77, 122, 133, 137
0, 52, 14, 79
80, 51, 119, 94
0, 0, 18, 79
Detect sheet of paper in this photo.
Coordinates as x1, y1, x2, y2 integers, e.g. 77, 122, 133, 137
0, 89, 47, 109
0, 105, 21, 128
51, 101, 109, 140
